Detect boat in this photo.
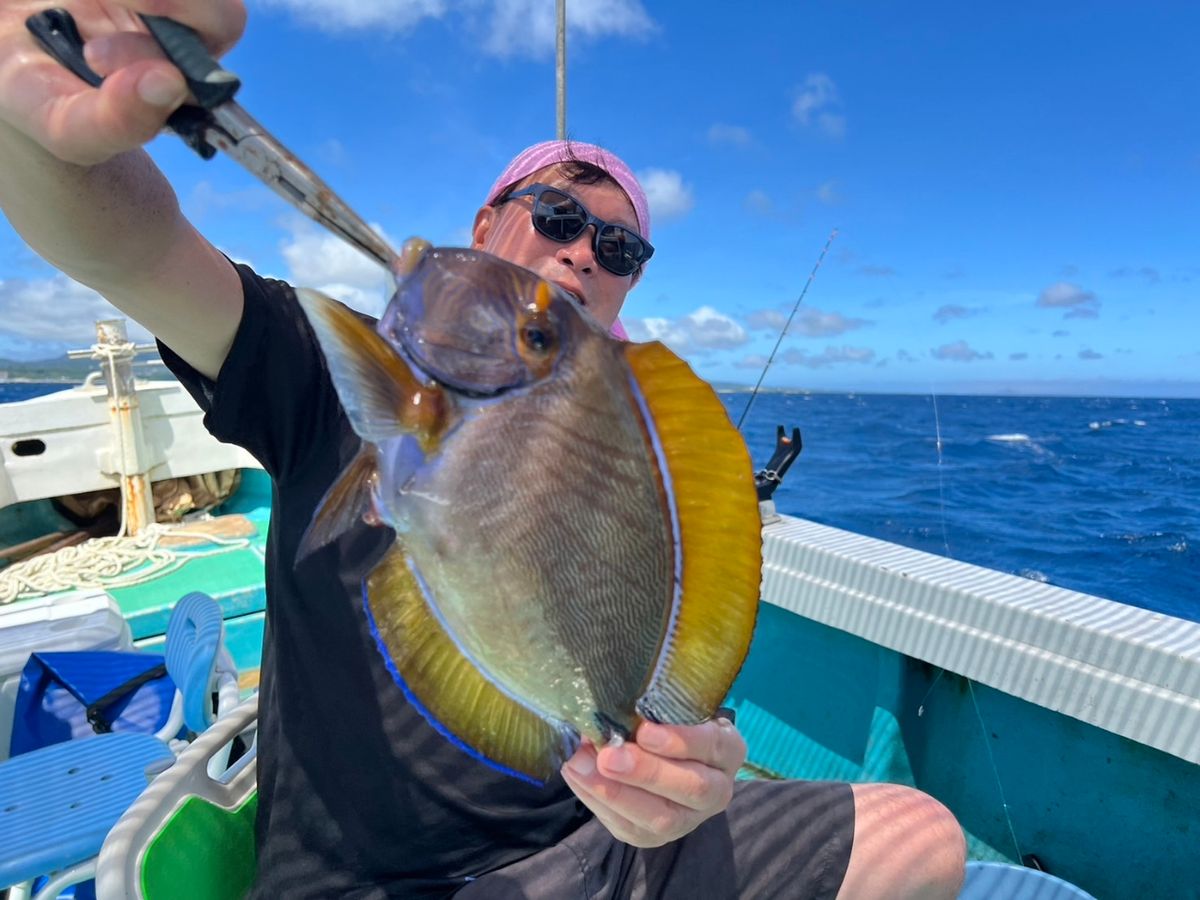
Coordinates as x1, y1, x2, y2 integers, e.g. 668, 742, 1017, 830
2, 6, 1195, 896
2, 339, 1197, 897
0, 321, 270, 693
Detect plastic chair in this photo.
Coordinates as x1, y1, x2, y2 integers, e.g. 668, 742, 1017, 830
96, 694, 259, 900
0, 592, 239, 900
958, 861, 1098, 899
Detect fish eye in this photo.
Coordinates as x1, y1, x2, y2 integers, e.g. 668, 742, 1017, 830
521, 322, 556, 354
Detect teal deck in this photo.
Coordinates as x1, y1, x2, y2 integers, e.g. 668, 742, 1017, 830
727, 602, 1200, 899
122, 470, 271, 681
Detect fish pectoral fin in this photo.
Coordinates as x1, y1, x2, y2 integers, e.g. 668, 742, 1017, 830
295, 288, 447, 448
623, 341, 763, 724
366, 545, 577, 785
298, 444, 379, 560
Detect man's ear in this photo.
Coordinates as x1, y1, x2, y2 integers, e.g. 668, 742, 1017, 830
471, 206, 495, 249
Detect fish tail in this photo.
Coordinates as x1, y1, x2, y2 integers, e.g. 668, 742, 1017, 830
623, 341, 763, 724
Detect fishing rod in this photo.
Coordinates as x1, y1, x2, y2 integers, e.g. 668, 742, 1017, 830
556, 0, 567, 139
736, 227, 838, 431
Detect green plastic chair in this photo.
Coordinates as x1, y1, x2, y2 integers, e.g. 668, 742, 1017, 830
95, 694, 259, 900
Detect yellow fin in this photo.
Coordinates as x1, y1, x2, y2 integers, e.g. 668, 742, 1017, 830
623, 342, 762, 724
366, 544, 575, 784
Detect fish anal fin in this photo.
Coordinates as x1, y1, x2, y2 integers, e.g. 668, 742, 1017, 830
366, 544, 576, 784
295, 288, 447, 450
297, 445, 378, 561
624, 341, 762, 723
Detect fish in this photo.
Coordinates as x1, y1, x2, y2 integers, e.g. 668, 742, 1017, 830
295, 239, 762, 784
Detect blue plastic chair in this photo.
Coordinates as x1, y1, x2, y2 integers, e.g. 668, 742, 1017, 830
958, 861, 1098, 899
0, 592, 238, 900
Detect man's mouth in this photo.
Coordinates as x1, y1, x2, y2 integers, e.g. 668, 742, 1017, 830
555, 282, 586, 306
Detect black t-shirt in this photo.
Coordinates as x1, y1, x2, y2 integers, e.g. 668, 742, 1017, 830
159, 264, 589, 899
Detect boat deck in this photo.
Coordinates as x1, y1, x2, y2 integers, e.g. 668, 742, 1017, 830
123, 472, 271, 691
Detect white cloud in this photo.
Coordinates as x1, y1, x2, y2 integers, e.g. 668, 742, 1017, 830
734, 353, 770, 370
815, 180, 840, 205
745, 309, 788, 331
792, 73, 846, 138
933, 304, 983, 324
279, 219, 395, 316
1036, 282, 1100, 319
779, 346, 875, 368
255, 0, 655, 56
624, 306, 747, 353
744, 189, 773, 216
636, 169, 695, 223
745, 306, 870, 337
708, 124, 752, 147
0, 274, 153, 352
481, 0, 655, 57
932, 340, 993, 362
256, 0, 447, 32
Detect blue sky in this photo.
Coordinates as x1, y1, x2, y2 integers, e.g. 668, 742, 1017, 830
1, 1, 1197, 396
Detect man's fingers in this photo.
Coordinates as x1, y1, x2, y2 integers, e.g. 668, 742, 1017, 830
596, 743, 731, 813
84, 31, 166, 78
636, 719, 747, 775
40, 60, 186, 164
561, 765, 673, 848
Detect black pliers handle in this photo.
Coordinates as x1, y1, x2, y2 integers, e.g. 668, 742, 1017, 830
27, 9, 238, 159
26, 9, 401, 272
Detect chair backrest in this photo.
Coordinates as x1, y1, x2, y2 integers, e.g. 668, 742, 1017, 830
958, 861, 1097, 899
163, 593, 225, 734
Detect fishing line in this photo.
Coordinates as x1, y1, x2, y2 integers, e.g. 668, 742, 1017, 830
968, 677, 1023, 862
929, 385, 951, 556
736, 228, 838, 431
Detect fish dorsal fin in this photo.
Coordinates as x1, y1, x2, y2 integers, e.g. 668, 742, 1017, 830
295, 288, 446, 448
623, 341, 762, 724
298, 444, 377, 560
366, 544, 577, 785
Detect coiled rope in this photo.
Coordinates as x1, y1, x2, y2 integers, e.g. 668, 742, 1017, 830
0, 522, 251, 605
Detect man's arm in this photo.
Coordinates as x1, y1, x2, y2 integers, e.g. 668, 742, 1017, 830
0, 1, 247, 380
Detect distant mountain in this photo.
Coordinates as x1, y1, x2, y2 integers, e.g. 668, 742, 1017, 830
0, 353, 167, 383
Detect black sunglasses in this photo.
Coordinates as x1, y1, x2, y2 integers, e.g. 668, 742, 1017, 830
499, 183, 654, 277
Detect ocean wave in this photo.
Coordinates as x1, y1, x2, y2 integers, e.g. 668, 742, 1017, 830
1088, 418, 1148, 430
987, 433, 1031, 443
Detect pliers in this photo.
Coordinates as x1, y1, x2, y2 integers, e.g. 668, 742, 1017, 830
26, 9, 401, 274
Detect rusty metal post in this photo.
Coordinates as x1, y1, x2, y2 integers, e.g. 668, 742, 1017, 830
95, 319, 156, 534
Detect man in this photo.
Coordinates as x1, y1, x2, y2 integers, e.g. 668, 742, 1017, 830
0, 3, 966, 897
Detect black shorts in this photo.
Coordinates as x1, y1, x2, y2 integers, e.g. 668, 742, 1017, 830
457, 779, 856, 900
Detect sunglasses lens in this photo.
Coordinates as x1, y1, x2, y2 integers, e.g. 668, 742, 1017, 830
532, 191, 588, 242
521, 186, 649, 277
596, 226, 644, 276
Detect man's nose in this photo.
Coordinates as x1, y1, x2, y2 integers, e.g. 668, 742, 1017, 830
555, 227, 595, 272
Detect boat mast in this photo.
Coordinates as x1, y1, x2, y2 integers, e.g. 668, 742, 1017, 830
556, 0, 567, 139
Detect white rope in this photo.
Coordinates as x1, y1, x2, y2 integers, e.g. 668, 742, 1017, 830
0, 522, 251, 606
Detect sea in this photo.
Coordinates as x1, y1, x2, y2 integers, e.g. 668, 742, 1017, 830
3, 383, 1196, 622
726, 390, 1197, 623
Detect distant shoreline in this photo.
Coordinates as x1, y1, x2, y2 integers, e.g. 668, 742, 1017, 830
0, 377, 82, 385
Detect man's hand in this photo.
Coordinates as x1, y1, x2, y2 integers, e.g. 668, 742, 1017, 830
0, 0, 245, 165
560, 717, 747, 848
